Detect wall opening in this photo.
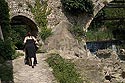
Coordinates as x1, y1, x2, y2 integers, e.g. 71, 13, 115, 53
86, 0, 125, 53
10, 15, 38, 50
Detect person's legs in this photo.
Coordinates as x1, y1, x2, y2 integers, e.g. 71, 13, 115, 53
34, 55, 37, 65
24, 48, 29, 65
31, 57, 34, 68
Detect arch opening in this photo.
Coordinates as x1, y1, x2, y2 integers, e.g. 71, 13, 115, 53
11, 15, 38, 36
10, 15, 38, 50
86, 0, 125, 53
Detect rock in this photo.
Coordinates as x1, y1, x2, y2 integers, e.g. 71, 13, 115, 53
95, 49, 113, 59
104, 80, 110, 83
120, 49, 125, 55
44, 21, 87, 58
44, 20, 73, 51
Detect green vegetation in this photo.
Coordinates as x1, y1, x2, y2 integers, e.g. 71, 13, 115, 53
70, 24, 85, 41
0, 1, 14, 82
0, 0, 15, 60
0, 62, 13, 82
11, 25, 27, 49
87, 2, 125, 41
0, 40, 15, 60
86, 28, 113, 41
31, 0, 52, 41
0, 0, 11, 39
46, 54, 83, 83
61, 0, 94, 15
12, 51, 24, 60
39, 27, 52, 41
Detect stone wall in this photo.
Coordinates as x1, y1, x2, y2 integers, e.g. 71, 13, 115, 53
45, 0, 114, 58
47, 0, 67, 29
47, 0, 86, 29
7, 0, 34, 20
7, 0, 113, 30
47, 0, 113, 30
44, 21, 88, 58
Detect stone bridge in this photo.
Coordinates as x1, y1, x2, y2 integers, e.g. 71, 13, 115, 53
7, 0, 38, 36
45, 0, 116, 53
7, 0, 114, 34
47, 0, 113, 31
84, 0, 113, 30
0, 0, 114, 40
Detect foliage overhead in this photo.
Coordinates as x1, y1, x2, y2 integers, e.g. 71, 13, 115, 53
61, 0, 94, 15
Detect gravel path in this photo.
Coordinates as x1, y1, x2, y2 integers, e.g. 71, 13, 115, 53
12, 53, 56, 83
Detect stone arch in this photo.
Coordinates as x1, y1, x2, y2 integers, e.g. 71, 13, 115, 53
10, 11, 35, 23
84, 0, 113, 30
10, 14, 38, 36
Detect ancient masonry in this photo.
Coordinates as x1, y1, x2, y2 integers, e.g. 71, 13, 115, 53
6, 0, 113, 30
7, 0, 35, 23
0, 0, 113, 41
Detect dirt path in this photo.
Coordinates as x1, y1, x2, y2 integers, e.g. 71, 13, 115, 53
12, 53, 57, 83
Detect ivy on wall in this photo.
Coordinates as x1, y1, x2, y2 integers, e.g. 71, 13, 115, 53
61, 0, 94, 15
70, 24, 85, 41
31, 0, 52, 41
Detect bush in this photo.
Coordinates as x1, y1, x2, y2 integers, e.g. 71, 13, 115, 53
86, 30, 113, 41
39, 27, 52, 41
31, 0, 52, 41
0, 40, 15, 60
11, 25, 27, 50
46, 54, 83, 83
0, 0, 11, 39
0, 0, 15, 60
70, 25, 85, 41
61, 0, 94, 15
12, 51, 24, 60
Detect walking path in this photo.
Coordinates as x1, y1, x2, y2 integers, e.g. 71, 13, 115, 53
12, 53, 57, 83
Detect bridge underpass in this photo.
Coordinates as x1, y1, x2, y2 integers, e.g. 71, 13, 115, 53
10, 15, 38, 49
11, 15, 38, 36
86, 0, 125, 53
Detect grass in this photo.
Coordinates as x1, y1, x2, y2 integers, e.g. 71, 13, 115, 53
46, 54, 83, 83
86, 30, 113, 41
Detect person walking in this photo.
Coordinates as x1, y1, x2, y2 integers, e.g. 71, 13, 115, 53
23, 32, 38, 68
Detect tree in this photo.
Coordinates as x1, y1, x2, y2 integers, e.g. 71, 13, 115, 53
61, 0, 94, 15
0, 0, 11, 39
0, 0, 15, 60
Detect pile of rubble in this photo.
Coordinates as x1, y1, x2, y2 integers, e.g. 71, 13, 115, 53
95, 49, 125, 83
